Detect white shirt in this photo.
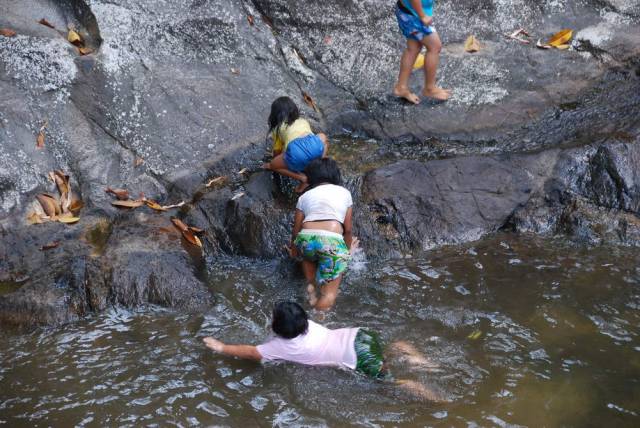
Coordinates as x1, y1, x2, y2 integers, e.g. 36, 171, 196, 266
257, 320, 359, 369
296, 184, 353, 223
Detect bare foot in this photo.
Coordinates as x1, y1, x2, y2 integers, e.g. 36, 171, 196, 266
422, 87, 451, 101
306, 284, 318, 307
396, 379, 447, 402
393, 85, 420, 105
391, 341, 440, 369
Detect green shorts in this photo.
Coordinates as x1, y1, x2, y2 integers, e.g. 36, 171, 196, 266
354, 329, 388, 379
294, 229, 350, 284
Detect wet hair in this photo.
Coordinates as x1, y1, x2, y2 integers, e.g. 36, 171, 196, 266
271, 301, 309, 339
304, 157, 342, 188
268, 96, 300, 133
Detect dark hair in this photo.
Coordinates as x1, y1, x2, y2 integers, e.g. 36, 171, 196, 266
304, 157, 342, 188
268, 96, 300, 132
271, 301, 308, 339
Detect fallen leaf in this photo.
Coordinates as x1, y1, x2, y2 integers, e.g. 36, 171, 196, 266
261, 14, 273, 29
182, 229, 202, 247
0, 28, 16, 37
231, 192, 245, 201
40, 241, 60, 250
145, 199, 167, 211
505, 28, 530, 44
57, 216, 80, 224
78, 47, 93, 55
548, 29, 573, 47
464, 35, 480, 53
27, 211, 46, 225
67, 28, 82, 46
237, 168, 248, 175
301, 91, 319, 112
467, 330, 482, 340
247, 14, 254, 26
36, 129, 45, 149
323, 35, 332, 45
230, 68, 240, 75
413, 53, 424, 69
68, 199, 84, 212
105, 187, 129, 200
536, 38, 552, 49
189, 226, 204, 233
36, 194, 60, 217
555, 44, 570, 50
205, 176, 225, 187
134, 156, 144, 167
161, 201, 185, 210
38, 18, 55, 29
53, 170, 70, 197
170, 217, 189, 232
111, 199, 144, 208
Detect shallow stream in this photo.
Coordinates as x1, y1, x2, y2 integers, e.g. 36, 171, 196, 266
1, 233, 639, 426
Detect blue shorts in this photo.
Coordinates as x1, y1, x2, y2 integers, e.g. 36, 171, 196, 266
284, 134, 324, 173
395, 5, 435, 42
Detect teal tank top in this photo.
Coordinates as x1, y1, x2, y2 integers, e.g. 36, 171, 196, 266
401, 0, 434, 17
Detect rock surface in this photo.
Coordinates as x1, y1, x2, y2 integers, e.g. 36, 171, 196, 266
0, 0, 639, 326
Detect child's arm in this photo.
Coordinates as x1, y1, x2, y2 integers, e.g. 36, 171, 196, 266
203, 337, 262, 361
410, 0, 433, 25
343, 207, 354, 249
289, 209, 305, 257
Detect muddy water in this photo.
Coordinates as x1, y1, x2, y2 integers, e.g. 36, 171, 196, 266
1, 234, 639, 427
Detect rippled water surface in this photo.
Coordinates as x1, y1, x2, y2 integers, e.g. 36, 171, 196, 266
1, 234, 639, 426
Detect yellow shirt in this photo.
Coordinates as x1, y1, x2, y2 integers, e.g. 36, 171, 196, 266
271, 118, 313, 153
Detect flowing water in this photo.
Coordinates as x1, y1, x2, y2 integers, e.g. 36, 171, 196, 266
1, 233, 639, 427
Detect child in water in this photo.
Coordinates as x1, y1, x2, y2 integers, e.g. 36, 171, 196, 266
203, 301, 443, 401
393, 0, 451, 103
263, 97, 329, 193
289, 158, 356, 311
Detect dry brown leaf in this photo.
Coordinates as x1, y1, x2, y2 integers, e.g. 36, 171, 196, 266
189, 226, 204, 233
38, 18, 55, 29
40, 241, 60, 250
302, 91, 319, 112
53, 170, 70, 196
111, 199, 144, 208
230, 68, 240, 75
464, 35, 480, 53
67, 29, 82, 46
36, 129, 45, 149
145, 199, 167, 211
231, 192, 245, 201
170, 217, 189, 232
548, 29, 573, 47
261, 14, 273, 29
555, 44, 570, 50
57, 216, 80, 224
105, 187, 130, 200
182, 229, 203, 248
247, 14, 255, 26
78, 47, 94, 55
506, 28, 530, 44
161, 201, 185, 210
68, 199, 84, 213
27, 211, 46, 225
0, 28, 16, 37
134, 156, 144, 167
205, 176, 226, 187
36, 194, 60, 217
238, 168, 249, 175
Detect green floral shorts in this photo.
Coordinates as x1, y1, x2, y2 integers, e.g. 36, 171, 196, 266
294, 229, 350, 284
354, 329, 388, 379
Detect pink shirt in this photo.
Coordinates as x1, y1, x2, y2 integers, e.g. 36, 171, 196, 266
257, 320, 359, 369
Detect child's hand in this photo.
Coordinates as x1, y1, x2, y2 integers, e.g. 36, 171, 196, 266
288, 243, 299, 258
350, 237, 360, 254
203, 337, 225, 353
421, 15, 433, 26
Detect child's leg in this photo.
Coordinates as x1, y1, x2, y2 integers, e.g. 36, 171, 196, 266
264, 154, 307, 182
393, 39, 422, 104
317, 133, 329, 157
301, 260, 318, 306
314, 275, 342, 311
388, 340, 440, 369
421, 32, 451, 101
395, 379, 445, 402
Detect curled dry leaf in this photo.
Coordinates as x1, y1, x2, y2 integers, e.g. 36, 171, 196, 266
27, 211, 46, 225
161, 201, 185, 210
40, 241, 60, 250
68, 199, 84, 213
134, 156, 144, 167
67, 29, 82, 46
189, 226, 204, 234
536, 38, 552, 49
111, 199, 144, 208
78, 47, 93, 55
301, 91, 319, 112
413, 53, 424, 69
231, 192, 245, 201
506, 28, 530, 44
206, 176, 225, 187
464, 35, 480, 53
57, 216, 80, 224
53, 170, 70, 196
230, 68, 240, 75
38, 18, 55, 29
170, 217, 202, 248
548, 29, 572, 47
0, 28, 17, 37
105, 187, 129, 200
36, 194, 60, 217
247, 14, 255, 26
36, 129, 45, 149
237, 168, 249, 175
555, 44, 570, 50
145, 199, 167, 211
170, 217, 189, 232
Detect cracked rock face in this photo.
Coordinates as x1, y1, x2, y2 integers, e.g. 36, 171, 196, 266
0, 0, 639, 327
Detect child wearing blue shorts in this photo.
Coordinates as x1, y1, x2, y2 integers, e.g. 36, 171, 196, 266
263, 97, 329, 193
393, 0, 451, 104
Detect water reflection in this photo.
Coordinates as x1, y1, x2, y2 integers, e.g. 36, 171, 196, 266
1, 234, 639, 426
